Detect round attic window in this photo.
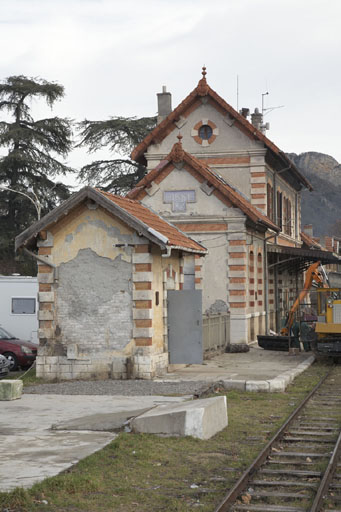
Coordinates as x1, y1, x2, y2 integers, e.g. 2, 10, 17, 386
192, 119, 218, 145
199, 125, 213, 140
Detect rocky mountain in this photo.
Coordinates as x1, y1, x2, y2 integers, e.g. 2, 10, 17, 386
287, 152, 341, 237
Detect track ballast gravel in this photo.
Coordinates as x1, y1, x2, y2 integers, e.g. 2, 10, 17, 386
24, 379, 213, 397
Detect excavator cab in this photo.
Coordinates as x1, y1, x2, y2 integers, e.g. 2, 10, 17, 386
312, 288, 341, 357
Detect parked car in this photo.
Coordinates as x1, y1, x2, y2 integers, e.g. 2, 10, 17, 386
0, 327, 37, 371
0, 354, 10, 377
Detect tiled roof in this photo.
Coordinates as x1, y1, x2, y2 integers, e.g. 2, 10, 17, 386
127, 140, 279, 232
301, 231, 325, 250
97, 190, 207, 253
131, 71, 312, 191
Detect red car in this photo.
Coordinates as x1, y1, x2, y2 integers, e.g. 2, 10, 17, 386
0, 327, 37, 371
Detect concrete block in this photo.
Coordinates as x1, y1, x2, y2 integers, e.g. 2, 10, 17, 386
38, 328, 54, 339
45, 356, 59, 364
38, 272, 54, 284
222, 379, 246, 391
133, 290, 153, 301
133, 309, 153, 320
276, 373, 292, 387
39, 292, 54, 303
268, 378, 287, 392
131, 396, 227, 440
133, 272, 153, 282
0, 379, 23, 400
38, 310, 54, 321
132, 253, 153, 264
245, 380, 270, 392
228, 258, 246, 266
133, 327, 153, 338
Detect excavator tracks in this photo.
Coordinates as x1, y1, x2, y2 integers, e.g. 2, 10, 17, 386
215, 367, 341, 512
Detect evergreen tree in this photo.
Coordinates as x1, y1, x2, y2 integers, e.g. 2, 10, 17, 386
0, 75, 73, 273
78, 116, 156, 193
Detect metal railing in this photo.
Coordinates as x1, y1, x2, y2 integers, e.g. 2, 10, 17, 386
202, 313, 230, 357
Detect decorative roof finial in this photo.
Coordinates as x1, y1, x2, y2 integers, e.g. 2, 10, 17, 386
169, 133, 185, 163
197, 65, 209, 96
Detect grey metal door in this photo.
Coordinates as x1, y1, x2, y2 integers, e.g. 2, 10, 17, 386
168, 290, 203, 364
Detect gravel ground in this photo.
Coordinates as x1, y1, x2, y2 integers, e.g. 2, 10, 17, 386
24, 379, 213, 396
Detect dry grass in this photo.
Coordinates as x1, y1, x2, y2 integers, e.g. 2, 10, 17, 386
0, 361, 333, 512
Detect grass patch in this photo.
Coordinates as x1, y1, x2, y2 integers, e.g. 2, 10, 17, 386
4, 367, 44, 387
0, 360, 333, 511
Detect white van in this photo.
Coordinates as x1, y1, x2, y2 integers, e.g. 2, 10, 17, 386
0, 275, 38, 344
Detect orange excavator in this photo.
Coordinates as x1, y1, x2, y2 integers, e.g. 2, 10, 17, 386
280, 261, 326, 336
258, 261, 327, 351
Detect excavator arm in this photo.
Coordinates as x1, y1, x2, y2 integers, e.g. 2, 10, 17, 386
280, 261, 325, 336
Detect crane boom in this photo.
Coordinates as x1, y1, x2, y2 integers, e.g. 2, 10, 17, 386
280, 261, 325, 336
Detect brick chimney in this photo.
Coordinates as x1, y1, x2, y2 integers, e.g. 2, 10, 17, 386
157, 86, 172, 124
324, 236, 334, 252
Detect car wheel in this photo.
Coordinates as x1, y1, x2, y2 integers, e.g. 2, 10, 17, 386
3, 352, 19, 371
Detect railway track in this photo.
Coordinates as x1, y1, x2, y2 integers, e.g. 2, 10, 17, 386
215, 366, 341, 512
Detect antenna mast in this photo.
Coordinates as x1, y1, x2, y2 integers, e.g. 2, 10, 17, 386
237, 75, 239, 112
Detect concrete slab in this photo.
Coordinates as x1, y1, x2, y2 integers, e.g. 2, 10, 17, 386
0, 394, 190, 491
156, 346, 315, 392
131, 396, 228, 440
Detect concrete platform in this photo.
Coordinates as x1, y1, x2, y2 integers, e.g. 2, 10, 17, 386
157, 345, 315, 392
131, 396, 228, 439
0, 394, 190, 491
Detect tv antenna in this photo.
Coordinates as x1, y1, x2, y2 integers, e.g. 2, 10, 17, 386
262, 91, 284, 117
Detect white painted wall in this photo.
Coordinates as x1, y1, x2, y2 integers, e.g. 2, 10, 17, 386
0, 276, 38, 343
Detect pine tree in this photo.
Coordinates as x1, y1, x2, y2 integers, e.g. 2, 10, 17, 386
77, 116, 156, 193
0, 75, 73, 273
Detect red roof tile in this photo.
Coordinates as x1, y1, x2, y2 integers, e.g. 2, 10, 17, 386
127, 141, 279, 232
131, 72, 312, 191
97, 190, 206, 253
301, 231, 325, 250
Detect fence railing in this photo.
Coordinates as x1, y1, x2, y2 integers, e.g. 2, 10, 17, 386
202, 313, 230, 357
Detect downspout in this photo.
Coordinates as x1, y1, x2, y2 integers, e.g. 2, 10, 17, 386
23, 247, 59, 281
162, 246, 172, 258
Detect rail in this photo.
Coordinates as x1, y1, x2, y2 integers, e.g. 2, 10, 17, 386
214, 368, 334, 512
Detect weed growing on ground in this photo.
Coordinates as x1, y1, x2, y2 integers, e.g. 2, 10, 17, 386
0, 361, 332, 511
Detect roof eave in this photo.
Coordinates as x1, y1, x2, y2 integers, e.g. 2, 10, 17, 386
15, 187, 171, 253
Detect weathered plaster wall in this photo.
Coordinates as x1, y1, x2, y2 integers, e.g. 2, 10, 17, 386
146, 102, 262, 166
142, 167, 230, 218
140, 166, 244, 316
38, 204, 146, 380
57, 248, 132, 354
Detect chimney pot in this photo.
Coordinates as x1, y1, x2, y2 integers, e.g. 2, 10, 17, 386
251, 108, 263, 130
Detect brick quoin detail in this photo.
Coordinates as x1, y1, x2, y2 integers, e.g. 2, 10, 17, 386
38, 265, 53, 273
135, 338, 153, 347
38, 247, 52, 256
229, 240, 246, 246
135, 282, 152, 290
135, 263, 152, 272
134, 244, 151, 253
230, 252, 246, 259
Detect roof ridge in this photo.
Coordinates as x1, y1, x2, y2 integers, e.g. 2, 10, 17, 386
131, 72, 312, 191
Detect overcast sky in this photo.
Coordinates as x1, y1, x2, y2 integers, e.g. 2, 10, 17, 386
1, 0, 340, 188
